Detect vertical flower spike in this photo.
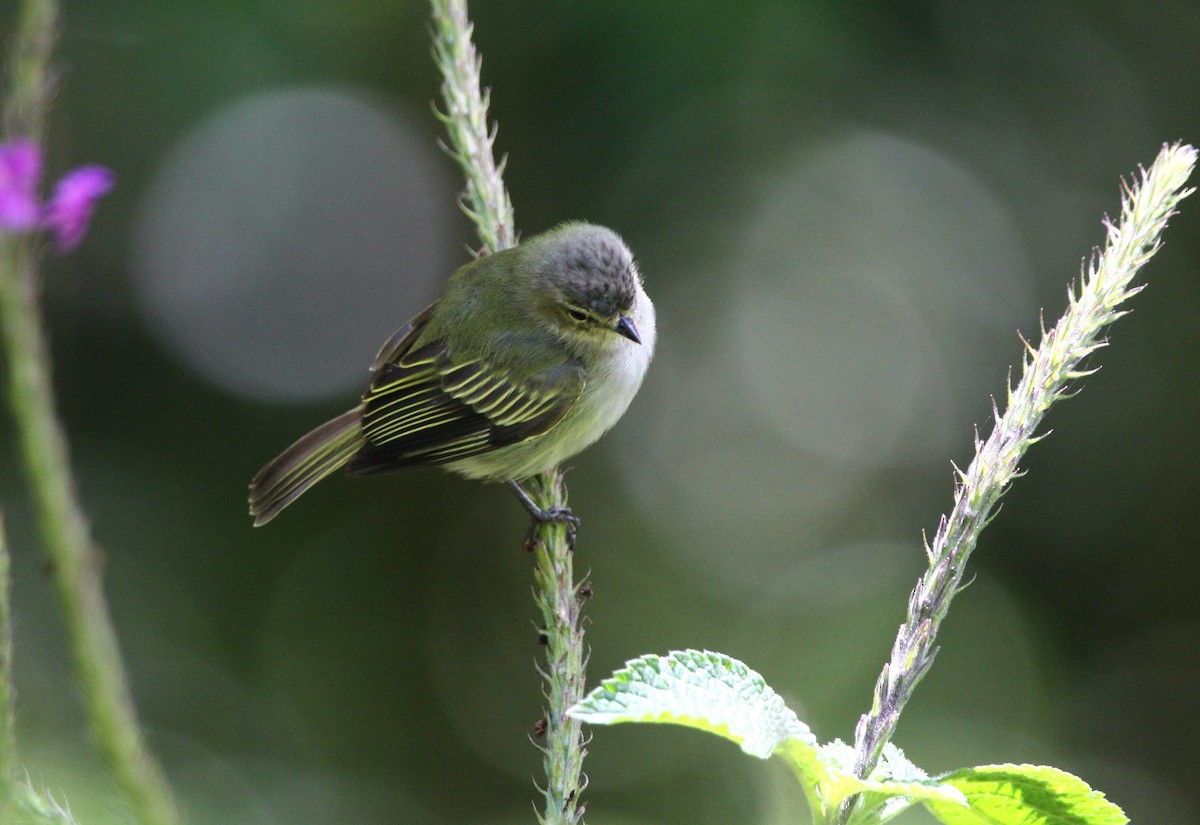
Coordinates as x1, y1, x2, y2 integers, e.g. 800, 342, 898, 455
839, 142, 1197, 825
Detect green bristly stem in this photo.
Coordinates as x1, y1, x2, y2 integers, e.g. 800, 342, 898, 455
525, 471, 589, 824
0, 2, 179, 824
429, 2, 589, 822
836, 141, 1197, 825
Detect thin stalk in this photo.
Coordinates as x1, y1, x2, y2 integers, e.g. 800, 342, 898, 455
0, 224, 180, 825
0, 3, 179, 824
837, 142, 1197, 825
526, 471, 589, 825
2, 0, 56, 142
429, 2, 589, 822
428, 0, 514, 255
0, 512, 15, 825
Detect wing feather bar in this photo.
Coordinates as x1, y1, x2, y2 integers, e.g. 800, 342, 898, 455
348, 338, 585, 477
365, 393, 466, 442
494, 395, 560, 426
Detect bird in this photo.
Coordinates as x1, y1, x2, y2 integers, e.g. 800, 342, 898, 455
248, 222, 656, 527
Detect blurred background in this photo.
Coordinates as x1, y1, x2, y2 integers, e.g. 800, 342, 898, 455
1, 1, 1198, 823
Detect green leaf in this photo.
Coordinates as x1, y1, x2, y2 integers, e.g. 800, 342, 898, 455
927, 764, 1127, 825
569, 649, 816, 759
816, 741, 968, 823
570, 650, 967, 824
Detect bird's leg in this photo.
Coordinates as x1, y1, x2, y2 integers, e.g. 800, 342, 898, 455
510, 479, 580, 537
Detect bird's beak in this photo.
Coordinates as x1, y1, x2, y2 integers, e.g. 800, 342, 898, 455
615, 315, 641, 344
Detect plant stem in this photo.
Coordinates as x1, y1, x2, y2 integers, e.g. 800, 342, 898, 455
0, 235, 180, 825
836, 142, 1196, 825
526, 471, 589, 824
0, 512, 15, 825
429, 2, 589, 821
0, 3, 179, 824
429, 0, 514, 256
2, 0, 55, 142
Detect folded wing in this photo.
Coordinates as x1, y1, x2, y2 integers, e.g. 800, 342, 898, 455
347, 335, 583, 476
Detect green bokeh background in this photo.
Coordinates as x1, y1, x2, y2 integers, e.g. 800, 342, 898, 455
1, 2, 1198, 823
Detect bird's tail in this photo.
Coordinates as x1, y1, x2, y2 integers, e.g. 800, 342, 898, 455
249, 409, 364, 526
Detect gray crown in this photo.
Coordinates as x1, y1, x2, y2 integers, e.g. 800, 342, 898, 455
546, 224, 637, 316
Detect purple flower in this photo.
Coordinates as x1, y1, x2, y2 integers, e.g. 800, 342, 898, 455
0, 138, 42, 230
0, 137, 113, 252
44, 165, 115, 251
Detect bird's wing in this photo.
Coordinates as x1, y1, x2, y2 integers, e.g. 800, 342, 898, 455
346, 339, 584, 476
369, 301, 439, 374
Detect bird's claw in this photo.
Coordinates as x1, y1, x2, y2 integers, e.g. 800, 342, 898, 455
510, 481, 578, 548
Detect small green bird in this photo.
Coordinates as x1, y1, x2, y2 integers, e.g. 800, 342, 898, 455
249, 222, 656, 526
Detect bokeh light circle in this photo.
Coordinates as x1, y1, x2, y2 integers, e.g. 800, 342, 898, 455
132, 86, 457, 402
734, 131, 1032, 466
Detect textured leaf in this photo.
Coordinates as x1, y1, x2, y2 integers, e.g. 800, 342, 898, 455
817, 741, 968, 822
572, 651, 967, 824
569, 649, 815, 759
927, 764, 1127, 825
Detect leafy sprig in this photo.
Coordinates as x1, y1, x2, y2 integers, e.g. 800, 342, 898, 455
573, 142, 1197, 825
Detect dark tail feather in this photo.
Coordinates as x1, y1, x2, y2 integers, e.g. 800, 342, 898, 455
249, 409, 363, 526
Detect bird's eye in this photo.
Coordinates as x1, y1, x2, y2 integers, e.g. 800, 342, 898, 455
566, 307, 589, 323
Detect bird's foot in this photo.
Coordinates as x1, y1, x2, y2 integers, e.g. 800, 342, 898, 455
510, 480, 579, 546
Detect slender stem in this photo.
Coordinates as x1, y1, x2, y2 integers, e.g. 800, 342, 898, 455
429, 0, 515, 256
0, 512, 16, 825
0, 234, 180, 825
429, 3, 589, 822
2, 0, 56, 141
526, 471, 589, 824
0, 4, 179, 824
836, 142, 1197, 825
